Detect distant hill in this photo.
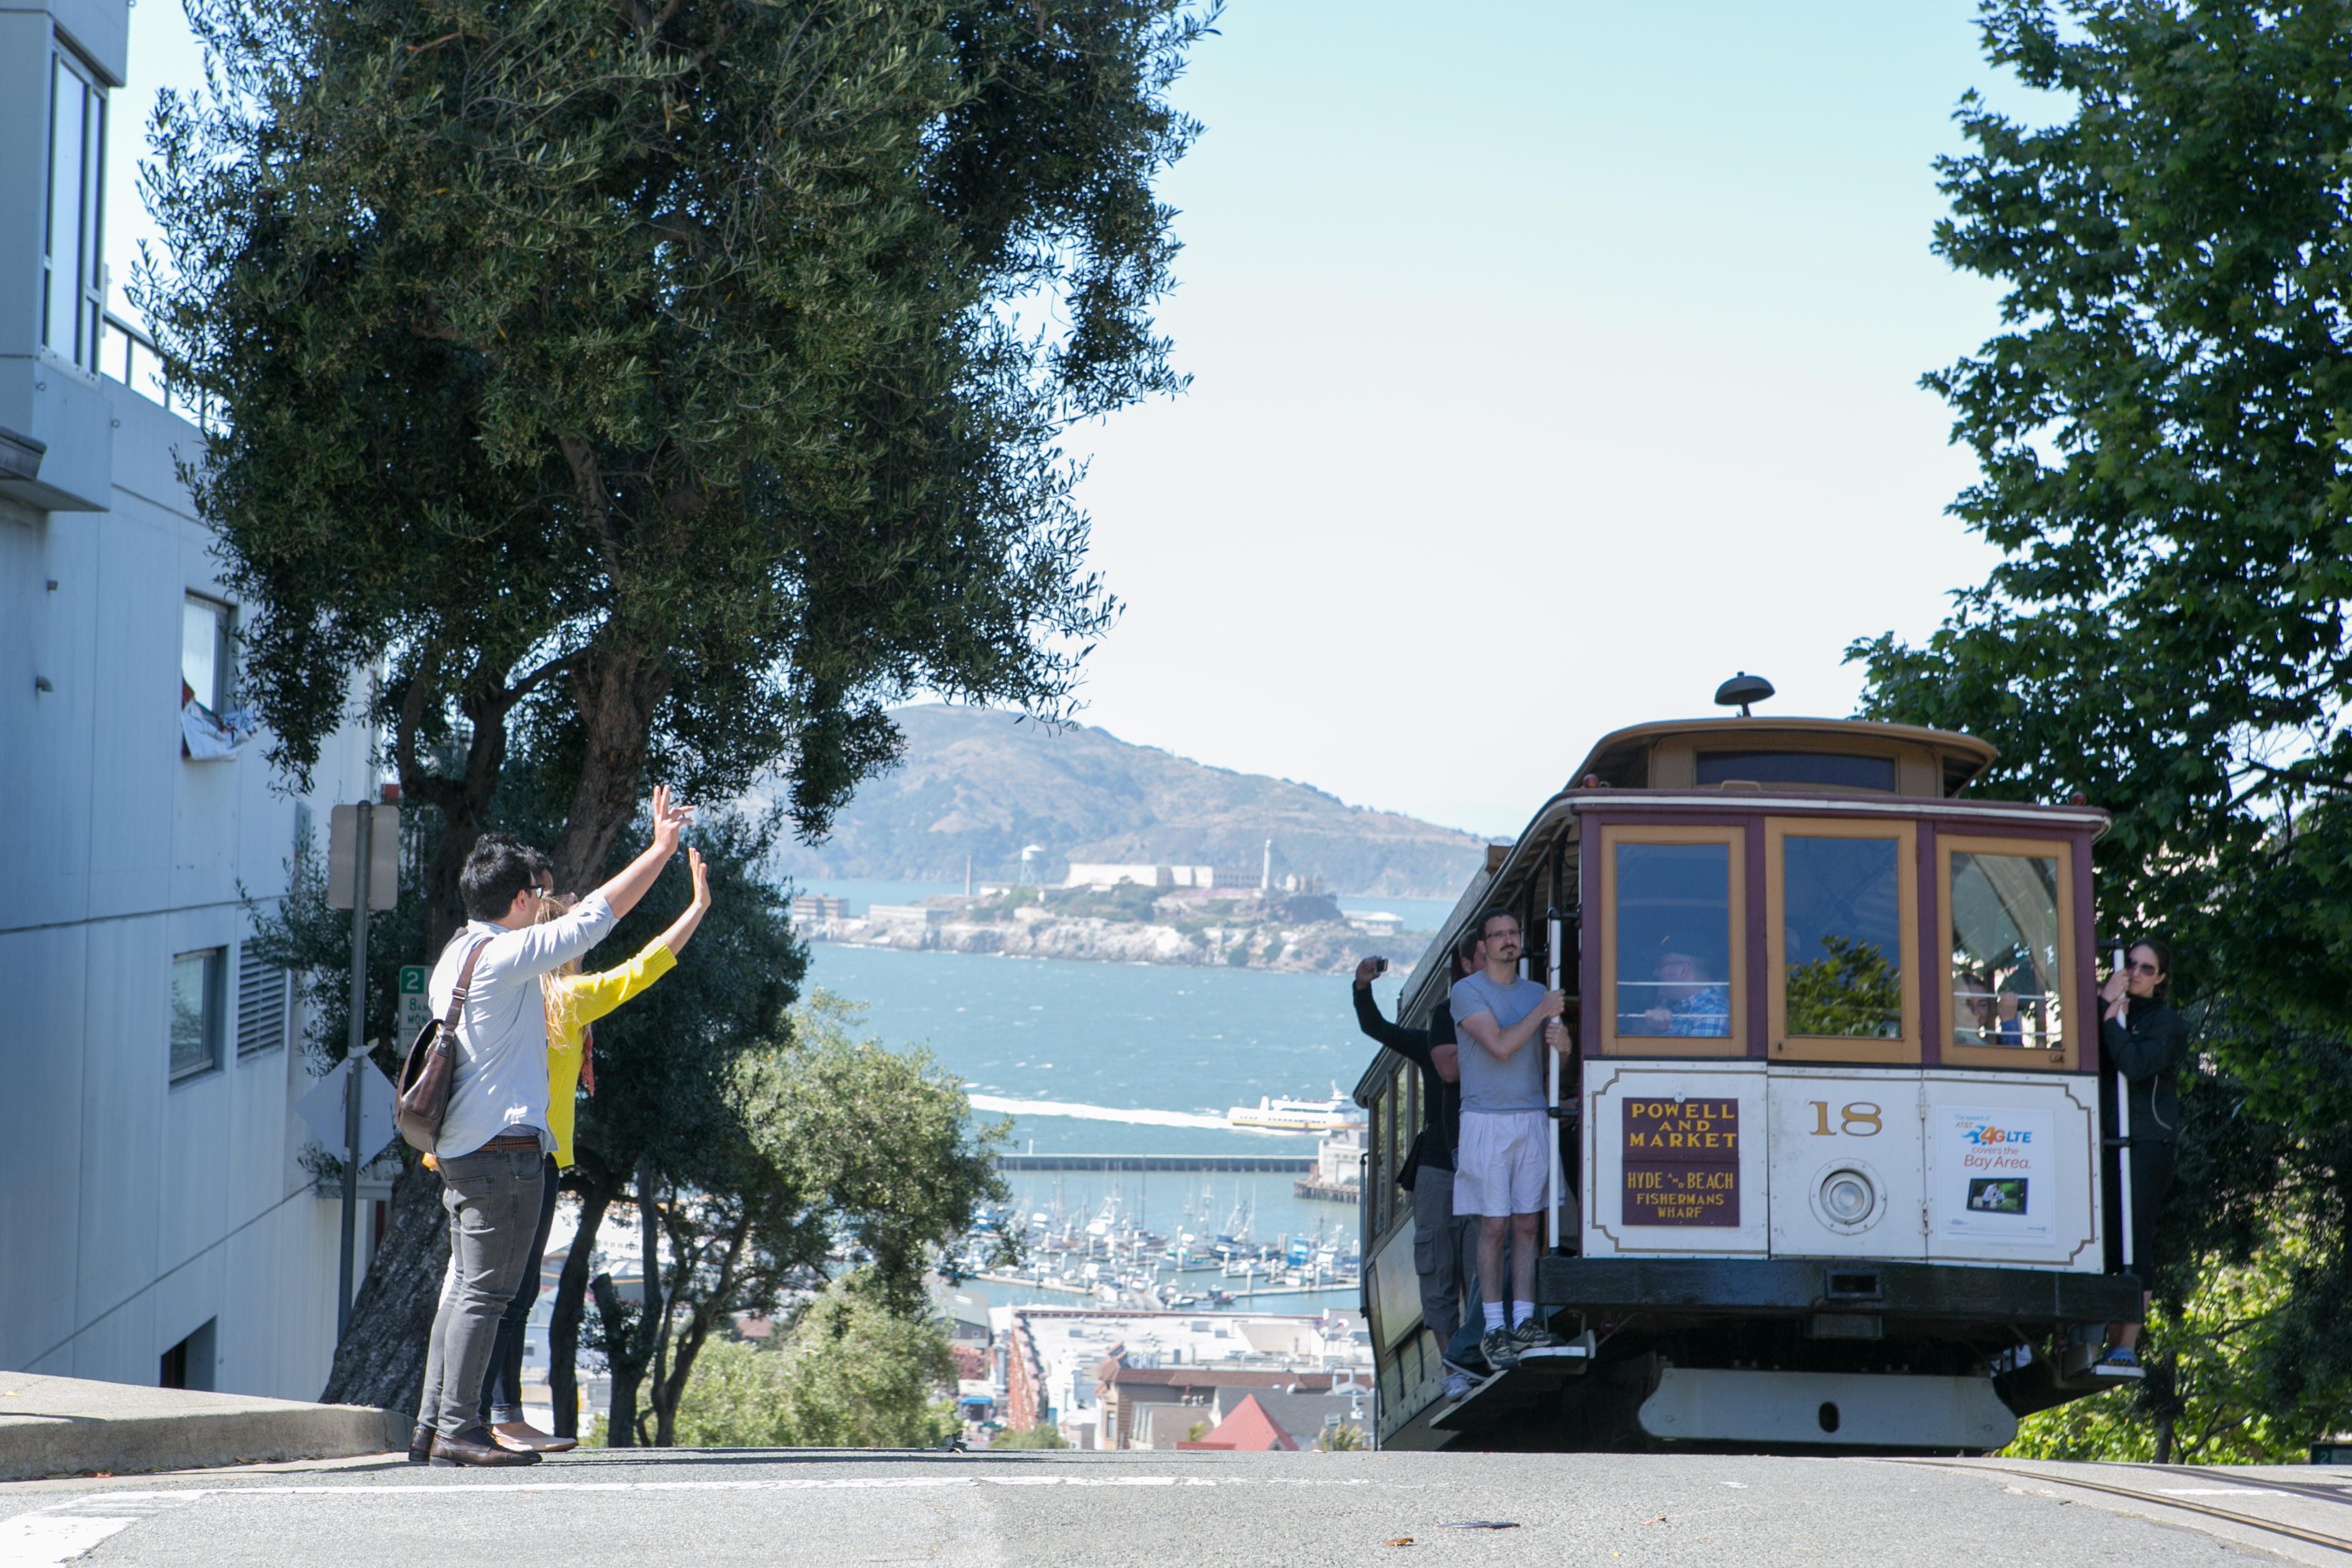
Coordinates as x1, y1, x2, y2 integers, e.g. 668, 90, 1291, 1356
765, 705, 1489, 899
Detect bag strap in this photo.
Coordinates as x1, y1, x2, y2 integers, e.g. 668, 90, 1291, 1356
440, 935, 493, 1036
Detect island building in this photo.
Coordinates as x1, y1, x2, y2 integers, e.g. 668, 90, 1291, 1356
992, 1306, 1372, 1450
1, 0, 374, 1397
786, 893, 845, 924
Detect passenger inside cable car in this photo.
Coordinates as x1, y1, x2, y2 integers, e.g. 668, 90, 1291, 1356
1640, 947, 1729, 1037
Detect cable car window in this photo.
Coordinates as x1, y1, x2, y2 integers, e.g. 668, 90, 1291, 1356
1696, 752, 1895, 791
1781, 836, 1902, 1037
1614, 843, 1732, 1038
1949, 851, 2063, 1051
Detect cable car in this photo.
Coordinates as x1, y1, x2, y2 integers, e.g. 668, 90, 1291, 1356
1356, 680, 2145, 1453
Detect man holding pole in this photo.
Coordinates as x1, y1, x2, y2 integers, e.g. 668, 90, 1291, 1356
1449, 908, 1569, 1372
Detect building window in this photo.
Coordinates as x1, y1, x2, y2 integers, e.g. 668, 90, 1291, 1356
171, 948, 226, 1082
236, 948, 289, 1058
182, 596, 231, 711
44, 49, 106, 370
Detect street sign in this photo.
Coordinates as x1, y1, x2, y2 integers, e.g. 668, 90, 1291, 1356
327, 803, 399, 910
295, 1056, 398, 1169
397, 965, 432, 1045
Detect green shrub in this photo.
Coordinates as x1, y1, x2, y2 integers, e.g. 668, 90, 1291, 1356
671, 1273, 960, 1448
988, 1423, 1071, 1449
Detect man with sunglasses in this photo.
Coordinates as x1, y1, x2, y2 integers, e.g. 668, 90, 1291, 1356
413, 787, 693, 1466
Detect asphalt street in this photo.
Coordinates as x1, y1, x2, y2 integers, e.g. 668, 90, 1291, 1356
4, 1448, 2344, 1567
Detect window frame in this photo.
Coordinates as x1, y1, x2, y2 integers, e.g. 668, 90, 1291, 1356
1595, 823, 1747, 1058
1764, 816, 1920, 1065
170, 947, 227, 1084
43, 45, 106, 371
1937, 833, 2079, 1071
181, 593, 234, 712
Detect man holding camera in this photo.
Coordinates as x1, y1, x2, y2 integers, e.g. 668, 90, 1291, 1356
1449, 907, 1568, 1372
414, 787, 692, 1466
1351, 938, 1480, 1397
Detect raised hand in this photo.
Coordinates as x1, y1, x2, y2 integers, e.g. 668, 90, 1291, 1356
648, 783, 696, 856
688, 848, 711, 911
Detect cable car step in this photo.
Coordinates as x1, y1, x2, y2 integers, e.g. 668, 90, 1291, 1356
1429, 1334, 1596, 1430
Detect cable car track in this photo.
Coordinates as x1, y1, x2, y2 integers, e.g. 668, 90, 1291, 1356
1906, 1461, 2352, 1556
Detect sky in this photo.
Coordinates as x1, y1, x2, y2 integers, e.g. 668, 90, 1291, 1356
105, 2, 2060, 842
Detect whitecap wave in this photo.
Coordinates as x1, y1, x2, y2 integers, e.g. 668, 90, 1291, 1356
965, 1094, 1231, 1130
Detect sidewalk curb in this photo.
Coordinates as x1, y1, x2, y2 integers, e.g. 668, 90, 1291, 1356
1, 1375, 404, 1482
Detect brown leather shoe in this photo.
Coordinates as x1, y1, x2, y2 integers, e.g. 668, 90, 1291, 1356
429, 1426, 542, 1467
408, 1423, 434, 1465
492, 1421, 578, 1453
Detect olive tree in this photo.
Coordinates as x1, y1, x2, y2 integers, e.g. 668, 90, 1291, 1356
141, 0, 1211, 937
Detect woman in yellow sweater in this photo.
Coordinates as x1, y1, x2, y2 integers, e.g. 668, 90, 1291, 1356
418, 848, 712, 1458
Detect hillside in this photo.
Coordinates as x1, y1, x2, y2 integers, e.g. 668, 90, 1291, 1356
765, 705, 1488, 898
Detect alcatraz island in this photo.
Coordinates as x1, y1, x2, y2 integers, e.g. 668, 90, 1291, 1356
793, 858, 1432, 975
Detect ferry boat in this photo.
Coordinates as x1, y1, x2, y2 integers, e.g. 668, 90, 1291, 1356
1226, 1086, 1369, 1133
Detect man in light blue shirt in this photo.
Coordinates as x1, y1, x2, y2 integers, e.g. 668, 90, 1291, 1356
413, 786, 691, 1466
1450, 907, 1567, 1372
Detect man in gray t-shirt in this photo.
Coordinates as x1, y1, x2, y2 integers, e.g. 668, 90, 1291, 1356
1449, 907, 1568, 1372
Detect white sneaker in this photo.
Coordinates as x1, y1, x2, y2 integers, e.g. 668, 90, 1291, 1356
1444, 1370, 1475, 1400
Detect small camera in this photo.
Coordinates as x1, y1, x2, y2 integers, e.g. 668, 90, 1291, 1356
1371, 957, 1389, 976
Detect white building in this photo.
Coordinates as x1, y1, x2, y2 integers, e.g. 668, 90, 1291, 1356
0, 0, 373, 1398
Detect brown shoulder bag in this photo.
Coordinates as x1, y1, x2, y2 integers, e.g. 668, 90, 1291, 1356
396, 937, 490, 1153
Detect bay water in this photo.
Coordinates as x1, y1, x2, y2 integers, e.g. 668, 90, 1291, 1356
794, 884, 1443, 1315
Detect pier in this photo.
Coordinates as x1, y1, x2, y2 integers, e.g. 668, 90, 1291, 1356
994, 1153, 1314, 1173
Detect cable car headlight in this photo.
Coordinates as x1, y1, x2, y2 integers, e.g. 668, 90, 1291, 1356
1810, 1164, 1883, 1233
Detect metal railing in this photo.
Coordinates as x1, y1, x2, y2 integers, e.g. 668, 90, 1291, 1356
99, 310, 214, 431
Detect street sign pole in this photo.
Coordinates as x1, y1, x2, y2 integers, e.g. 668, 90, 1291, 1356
338, 801, 371, 1338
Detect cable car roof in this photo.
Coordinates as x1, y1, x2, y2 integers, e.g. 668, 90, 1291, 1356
1568, 715, 1999, 797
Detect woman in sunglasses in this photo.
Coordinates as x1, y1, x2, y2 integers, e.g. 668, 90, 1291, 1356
2098, 937, 2188, 1369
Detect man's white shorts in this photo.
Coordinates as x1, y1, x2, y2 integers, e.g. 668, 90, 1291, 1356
1452, 1109, 1551, 1218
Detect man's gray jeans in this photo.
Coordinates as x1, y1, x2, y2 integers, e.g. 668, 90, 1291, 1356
418, 1145, 543, 1438
1411, 1169, 1478, 1351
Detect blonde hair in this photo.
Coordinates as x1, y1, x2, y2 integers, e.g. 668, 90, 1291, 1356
531, 892, 583, 976
535, 893, 586, 1042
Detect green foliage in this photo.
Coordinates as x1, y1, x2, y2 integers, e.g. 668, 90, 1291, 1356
988, 1422, 1071, 1448
2009, 1228, 2315, 1465
1852, 0, 2352, 1460
1316, 1422, 1364, 1452
1782, 937, 1901, 1038
1848, 0, 2352, 1036
143, 0, 1212, 932
591, 987, 1011, 1444
671, 1274, 960, 1448
739, 990, 1016, 1309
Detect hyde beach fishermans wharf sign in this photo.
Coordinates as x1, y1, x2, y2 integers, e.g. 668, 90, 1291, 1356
1622, 1096, 1741, 1227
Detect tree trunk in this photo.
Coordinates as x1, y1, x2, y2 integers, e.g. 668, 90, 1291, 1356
320, 1153, 448, 1411
589, 1271, 645, 1446
548, 1167, 612, 1440
548, 649, 671, 889
395, 684, 514, 952
636, 1155, 667, 1446
2154, 1413, 2175, 1465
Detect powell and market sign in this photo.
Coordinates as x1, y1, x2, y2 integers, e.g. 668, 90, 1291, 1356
1622, 1097, 1740, 1228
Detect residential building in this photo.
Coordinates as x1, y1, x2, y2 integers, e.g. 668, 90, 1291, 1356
0, 0, 373, 1397
990, 1307, 1375, 1450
